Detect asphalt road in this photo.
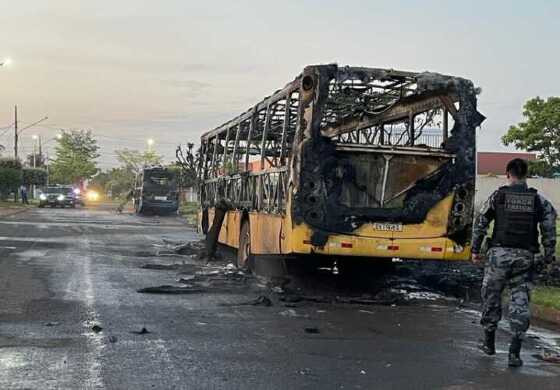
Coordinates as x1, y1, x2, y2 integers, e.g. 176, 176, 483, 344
1, 206, 559, 390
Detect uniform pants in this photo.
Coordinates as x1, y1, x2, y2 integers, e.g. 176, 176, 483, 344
480, 247, 533, 339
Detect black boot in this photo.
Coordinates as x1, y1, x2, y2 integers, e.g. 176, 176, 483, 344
479, 330, 496, 355
508, 337, 523, 367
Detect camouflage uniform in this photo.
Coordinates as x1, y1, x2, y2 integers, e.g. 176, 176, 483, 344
472, 182, 557, 338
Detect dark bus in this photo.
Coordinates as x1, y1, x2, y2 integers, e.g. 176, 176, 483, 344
133, 166, 179, 215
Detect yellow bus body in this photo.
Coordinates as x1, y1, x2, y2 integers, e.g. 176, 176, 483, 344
204, 192, 471, 261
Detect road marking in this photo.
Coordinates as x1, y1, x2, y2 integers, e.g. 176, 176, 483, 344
0, 220, 186, 229
63, 237, 105, 389
0, 246, 17, 250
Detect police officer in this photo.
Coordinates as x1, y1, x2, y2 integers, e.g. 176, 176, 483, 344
471, 158, 557, 367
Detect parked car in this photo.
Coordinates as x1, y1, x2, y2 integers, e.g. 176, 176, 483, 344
38, 186, 78, 208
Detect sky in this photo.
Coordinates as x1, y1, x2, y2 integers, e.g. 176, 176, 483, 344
1, 0, 559, 169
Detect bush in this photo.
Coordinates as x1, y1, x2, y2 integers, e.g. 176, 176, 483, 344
0, 157, 22, 170
22, 168, 48, 186
0, 167, 22, 199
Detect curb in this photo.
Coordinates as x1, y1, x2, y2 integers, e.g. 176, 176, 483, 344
0, 207, 32, 218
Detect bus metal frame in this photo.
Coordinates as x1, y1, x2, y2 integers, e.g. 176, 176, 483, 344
199, 64, 484, 261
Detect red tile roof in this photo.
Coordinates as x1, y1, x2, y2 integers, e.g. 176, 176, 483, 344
477, 152, 536, 175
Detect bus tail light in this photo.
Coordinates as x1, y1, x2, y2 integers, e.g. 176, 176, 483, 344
341, 242, 352, 248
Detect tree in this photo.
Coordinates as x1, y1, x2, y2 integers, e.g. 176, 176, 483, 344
175, 143, 199, 188
26, 152, 46, 168
115, 148, 163, 176
22, 168, 48, 186
93, 149, 163, 198
49, 130, 100, 184
502, 97, 560, 176
0, 158, 22, 200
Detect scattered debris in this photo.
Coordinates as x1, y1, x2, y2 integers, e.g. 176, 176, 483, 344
271, 286, 284, 294
108, 335, 118, 343
177, 275, 196, 283
304, 327, 320, 334
171, 242, 199, 255
533, 352, 560, 364
225, 263, 236, 271
44, 321, 60, 327
360, 370, 366, 375
196, 269, 221, 276
91, 324, 103, 333
141, 263, 183, 270
278, 291, 402, 306
337, 296, 399, 306
279, 309, 298, 317
131, 327, 151, 335
221, 295, 272, 307
359, 310, 375, 314
137, 285, 206, 294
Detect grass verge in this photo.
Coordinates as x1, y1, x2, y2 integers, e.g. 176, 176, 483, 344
179, 202, 198, 225
533, 286, 560, 311
0, 200, 38, 208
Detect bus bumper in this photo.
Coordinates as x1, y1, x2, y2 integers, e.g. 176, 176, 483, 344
291, 229, 471, 261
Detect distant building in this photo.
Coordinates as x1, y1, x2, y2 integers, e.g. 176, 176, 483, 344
477, 152, 537, 176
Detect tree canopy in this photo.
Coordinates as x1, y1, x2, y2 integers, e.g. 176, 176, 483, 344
26, 152, 46, 168
91, 148, 163, 198
502, 97, 560, 176
115, 148, 163, 176
49, 130, 100, 184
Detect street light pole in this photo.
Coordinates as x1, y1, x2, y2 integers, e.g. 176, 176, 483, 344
32, 135, 38, 168
14, 105, 18, 159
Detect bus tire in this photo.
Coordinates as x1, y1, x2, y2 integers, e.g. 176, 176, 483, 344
237, 220, 253, 271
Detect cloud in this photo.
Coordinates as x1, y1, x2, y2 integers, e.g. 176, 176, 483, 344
161, 79, 212, 91
182, 63, 258, 74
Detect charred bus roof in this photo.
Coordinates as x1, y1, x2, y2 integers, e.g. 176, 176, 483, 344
199, 65, 479, 142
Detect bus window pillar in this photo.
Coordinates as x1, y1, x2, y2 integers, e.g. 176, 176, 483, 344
443, 108, 449, 145
232, 122, 241, 171
408, 113, 415, 146
261, 103, 272, 170
245, 113, 255, 171
380, 154, 393, 207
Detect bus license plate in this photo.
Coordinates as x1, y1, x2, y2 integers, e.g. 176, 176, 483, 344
374, 222, 403, 232
155, 196, 167, 201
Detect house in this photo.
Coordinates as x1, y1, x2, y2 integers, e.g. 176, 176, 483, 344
477, 152, 537, 176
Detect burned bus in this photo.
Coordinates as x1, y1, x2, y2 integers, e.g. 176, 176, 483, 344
198, 65, 484, 269
133, 166, 179, 215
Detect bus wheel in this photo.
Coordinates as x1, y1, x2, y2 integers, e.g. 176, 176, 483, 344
237, 220, 253, 271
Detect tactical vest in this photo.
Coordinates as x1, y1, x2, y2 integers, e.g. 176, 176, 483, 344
491, 186, 540, 252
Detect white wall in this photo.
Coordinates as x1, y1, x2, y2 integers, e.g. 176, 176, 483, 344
475, 176, 560, 210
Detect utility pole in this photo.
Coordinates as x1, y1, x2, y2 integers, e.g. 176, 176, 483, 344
14, 105, 18, 160
46, 151, 50, 186
33, 138, 37, 168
